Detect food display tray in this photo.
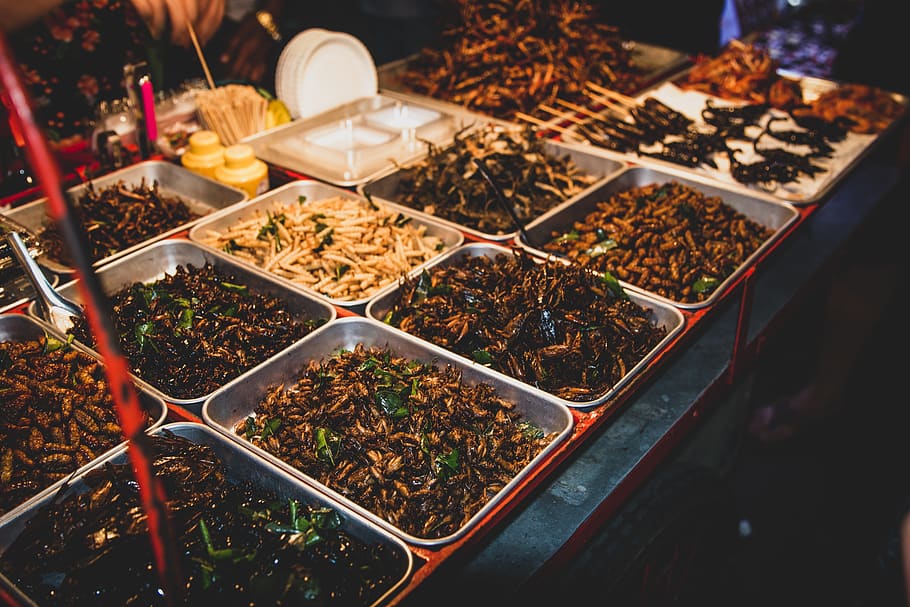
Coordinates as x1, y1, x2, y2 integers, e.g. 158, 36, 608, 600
0, 160, 248, 274
376, 41, 692, 132
358, 131, 628, 242
188, 180, 464, 314
243, 94, 484, 187
28, 239, 336, 410
202, 316, 575, 546
0, 422, 415, 607
365, 242, 685, 409
515, 165, 800, 309
561, 77, 909, 205
0, 313, 167, 526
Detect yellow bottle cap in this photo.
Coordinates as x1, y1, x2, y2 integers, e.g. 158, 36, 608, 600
215, 144, 268, 198
181, 130, 224, 179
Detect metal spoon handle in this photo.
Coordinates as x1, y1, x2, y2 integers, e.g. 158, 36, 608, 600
5, 231, 81, 323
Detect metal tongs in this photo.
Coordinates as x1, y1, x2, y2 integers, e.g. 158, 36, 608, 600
5, 231, 81, 330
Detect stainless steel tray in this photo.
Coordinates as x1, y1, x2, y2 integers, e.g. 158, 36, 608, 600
0, 160, 248, 274
365, 242, 685, 409
28, 239, 336, 410
516, 165, 800, 309
202, 316, 575, 546
0, 312, 167, 526
243, 93, 484, 187
188, 180, 464, 314
0, 422, 414, 607
358, 125, 629, 242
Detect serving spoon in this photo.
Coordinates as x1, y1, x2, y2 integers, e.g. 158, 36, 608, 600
5, 230, 81, 331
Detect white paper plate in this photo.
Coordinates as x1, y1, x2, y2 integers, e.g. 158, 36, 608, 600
275, 29, 378, 120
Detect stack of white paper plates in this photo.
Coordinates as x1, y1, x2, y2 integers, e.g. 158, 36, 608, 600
275, 29, 378, 120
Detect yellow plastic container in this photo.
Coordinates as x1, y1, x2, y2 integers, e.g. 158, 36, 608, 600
215, 144, 269, 198
180, 130, 225, 180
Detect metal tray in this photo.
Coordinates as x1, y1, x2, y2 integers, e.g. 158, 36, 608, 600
28, 239, 337, 410
358, 126, 629, 242
0, 160, 248, 274
365, 242, 685, 409
202, 316, 575, 546
515, 165, 800, 309
0, 422, 414, 607
0, 312, 167, 526
0, 267, 58, 314
376, 41, 691, 131
188, 180, 464, 314
243, 93, 483, 187
571, 76, 909, 205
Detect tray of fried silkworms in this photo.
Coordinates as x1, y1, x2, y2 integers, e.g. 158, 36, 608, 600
376, 0, 690, 128
29, 239, 335, 410
189, 180, 464, 313
366, 243, 684, 408
516, 166, 799, 309
0, 160, 248, 274
555, 40, 909, 205
0, 313, 167, 525
0, 423, 414, 607
357, 122, 627, 242
202, 316, 574, 546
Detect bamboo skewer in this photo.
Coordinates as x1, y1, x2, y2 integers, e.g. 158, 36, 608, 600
556, 98, 621, 123
583, 89, 634, 120
513, 111, 577, 136
187, 22, 216, 90
537, 103, 586, 125
585, 81, 636, 108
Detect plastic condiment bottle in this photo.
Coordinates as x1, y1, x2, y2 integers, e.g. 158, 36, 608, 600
215, 143, 269, 198
180, 130, 224, 180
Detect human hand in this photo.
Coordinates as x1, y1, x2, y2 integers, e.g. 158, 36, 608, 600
218, 11, 275, 84
130, 0, 225, 48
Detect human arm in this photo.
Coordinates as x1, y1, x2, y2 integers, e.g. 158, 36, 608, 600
130, 0, 225, 48
218, 0, 285, 84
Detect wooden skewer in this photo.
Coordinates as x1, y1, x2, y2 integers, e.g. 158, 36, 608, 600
583, 90, 634, 120
187, 22, 216, 90
585, 81, 636, 108
513, 111, 577, 136
537, 103, 586, 125
556, 98, 616, 122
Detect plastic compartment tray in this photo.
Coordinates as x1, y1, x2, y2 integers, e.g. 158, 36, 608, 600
28, 239, 337, 410
0, 313, 167, 526
359, 130, 629, 242
0, 160, 248, 274
365, 242, 685, 409
243, 94, 481, 187
202, 316, 575, 546
0, 422, 415, 607
187, 180, 464, 314
515, 165, 800, 309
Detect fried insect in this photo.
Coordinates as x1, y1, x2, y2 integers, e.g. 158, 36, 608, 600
235, 345, 558, 539
382, 249, 668, 402
38, 178, 199, 265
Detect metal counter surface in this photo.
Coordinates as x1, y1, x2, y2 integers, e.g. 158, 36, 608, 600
393, 137, 903, 604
